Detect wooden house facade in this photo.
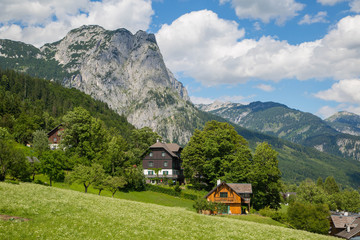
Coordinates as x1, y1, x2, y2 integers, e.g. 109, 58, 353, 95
142, 141, 184, 184
205, 182, 252, 215
47, 124, 64, 150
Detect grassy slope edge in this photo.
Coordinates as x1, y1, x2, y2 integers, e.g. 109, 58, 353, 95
0, 182, 335, 240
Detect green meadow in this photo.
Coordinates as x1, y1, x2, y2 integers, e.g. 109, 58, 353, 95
0, 182, 336, 240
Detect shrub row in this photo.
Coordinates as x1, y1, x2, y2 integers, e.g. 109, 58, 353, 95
145, 184, 199, 200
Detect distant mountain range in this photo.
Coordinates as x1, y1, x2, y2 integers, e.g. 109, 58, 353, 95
197, 101, 360, 161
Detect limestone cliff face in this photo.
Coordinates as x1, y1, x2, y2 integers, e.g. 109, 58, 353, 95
39, 25, 196, 144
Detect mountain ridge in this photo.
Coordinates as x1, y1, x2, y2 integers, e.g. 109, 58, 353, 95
197, 101, 360, 161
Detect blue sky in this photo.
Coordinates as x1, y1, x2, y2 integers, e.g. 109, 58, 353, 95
1, 0, 360, 118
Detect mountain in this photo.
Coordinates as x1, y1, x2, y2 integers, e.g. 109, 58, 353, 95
325, 111, 360, 136
2, 26, 360, 187
0, 25, 203, 144
197, 101, 360, 161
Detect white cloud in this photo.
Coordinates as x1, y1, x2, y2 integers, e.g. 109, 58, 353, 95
255, 84, 275, 92
299, 11, 328, 25
350, 0, 360, 12
314, 79, 360, 103
253, 22, 261, 30
190, 96, 215, 105
190, 95, 249, 104
220, 0, 304, 25
157, 12, 360, 86
0, 0, 154, 47
317, 104, 360, 118
317, 0, 347, 6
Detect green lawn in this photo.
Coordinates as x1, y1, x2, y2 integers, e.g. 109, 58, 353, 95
0, 182, 336, 240
222, 214, 288, 228
34, 174, 195, 211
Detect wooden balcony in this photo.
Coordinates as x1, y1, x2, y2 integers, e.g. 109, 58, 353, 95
214, 197, 237, 203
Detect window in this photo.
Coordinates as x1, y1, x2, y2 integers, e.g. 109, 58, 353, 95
53, 138, 57, 143
163, 171, 168, 176
148, 171, 154, 175
148, 161, 154, 167
162, 152, 165, 157
149, 152, 153, 157
163, 161, 168, 167
220, 192, 228, 198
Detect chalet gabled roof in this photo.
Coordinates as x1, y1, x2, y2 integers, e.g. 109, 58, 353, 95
331, 215, 358, 229
149, 142, 181, 158
335, 218, 360, 239
47, 124, 63, 137
205, 181, 252, 199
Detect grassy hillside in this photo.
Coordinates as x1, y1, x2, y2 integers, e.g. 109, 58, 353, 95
0, 182, 335, 240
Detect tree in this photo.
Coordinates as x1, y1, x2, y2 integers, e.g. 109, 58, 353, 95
62, 107, 108, 163
128, 127, 162, 163
122, 165, 146, 191
67, 163, 106, 193
250, 142, 282, 210
324, 176, 340, 195
41, 150, 66, 186
0, 138, 29, 181
104, 136, 128, 176
296, 179, 327, 204
316, 177, 324, 189
32, 129, 49, 156
288, 201, 330, 234
341, 189, 360, 212
182, 121, 249, 187
104, 176, 127, 197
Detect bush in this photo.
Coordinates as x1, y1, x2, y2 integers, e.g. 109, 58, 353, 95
288, 201, 330, 234
173, 184, 181, 194
146, 184, 198, 200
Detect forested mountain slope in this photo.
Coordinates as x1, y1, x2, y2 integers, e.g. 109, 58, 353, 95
198, 101, 360, 161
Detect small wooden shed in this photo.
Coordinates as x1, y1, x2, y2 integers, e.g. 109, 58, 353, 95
205, 181, 252, 214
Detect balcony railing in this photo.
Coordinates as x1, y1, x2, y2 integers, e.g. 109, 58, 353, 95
214, 197, 236, 203
147, 174, 180, 179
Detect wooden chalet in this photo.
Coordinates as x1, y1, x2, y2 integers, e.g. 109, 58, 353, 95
205, 181, 252, 215
47, 124, 64, 150
330, 213, 360, 239
142, 141, 184, 184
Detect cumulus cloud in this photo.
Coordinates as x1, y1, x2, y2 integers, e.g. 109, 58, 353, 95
156, 11, 360, 86
255, 84, 275, 92
220, 0, 304, 25
317, 0, 347, 6
190, 95, 249, 104
350, 0, 360, 12
0, 0, 154, 47
314, 79, 360, 103
299, 11, 328, 25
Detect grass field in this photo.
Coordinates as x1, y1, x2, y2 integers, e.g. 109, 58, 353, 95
0, 182, 336, 240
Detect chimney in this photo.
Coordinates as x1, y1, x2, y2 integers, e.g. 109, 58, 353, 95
347, 224, 351, 232
217, 179, 221, 186
345, 212, 349, 216
156, 139, 159, 143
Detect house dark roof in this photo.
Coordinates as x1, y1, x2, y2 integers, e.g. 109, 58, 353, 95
335, 218, 360, 239
205, 182, 252, 198
47, 124, 63, 137
149, 142, 181, 158
227, 183, 253, 194
331, 215, 358, 229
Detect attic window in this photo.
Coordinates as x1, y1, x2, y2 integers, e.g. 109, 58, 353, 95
220, 192, 228, 198
162, 152, 165, 157
149, 152, 153, 157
